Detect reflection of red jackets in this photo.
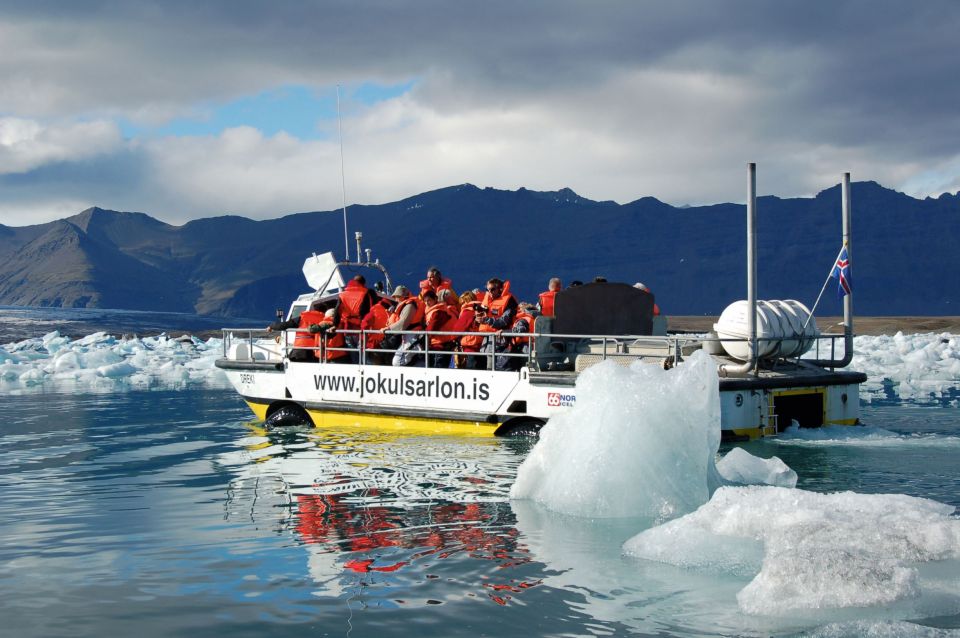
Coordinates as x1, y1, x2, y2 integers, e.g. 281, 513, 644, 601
538, 290, 556, 317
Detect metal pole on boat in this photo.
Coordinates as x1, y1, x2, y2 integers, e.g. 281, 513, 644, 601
748, 162, 758, 375
337, 85, 350, 262
841, 172, 854, 364
808, 173, 854, 369
719, 162, 759, 377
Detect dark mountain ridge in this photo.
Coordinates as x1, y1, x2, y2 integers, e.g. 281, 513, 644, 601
0, 181, 957, 319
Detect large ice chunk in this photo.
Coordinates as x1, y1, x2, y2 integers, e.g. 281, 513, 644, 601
624, 486, 960, 616
510, 350, 723, 519
716, 447, 798, 487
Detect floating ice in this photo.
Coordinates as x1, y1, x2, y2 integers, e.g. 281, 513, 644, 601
623, 486, 960, 616
851, 332, 960, 403
510, 350, 724, 519
0, 330, 227, 393
715, 447, 798, 487
775, 423, 960, 449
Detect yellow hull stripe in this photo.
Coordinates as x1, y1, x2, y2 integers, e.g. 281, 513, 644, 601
244, 400, 498, 438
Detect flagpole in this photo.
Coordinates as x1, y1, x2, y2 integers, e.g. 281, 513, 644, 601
803, 244, 846, 333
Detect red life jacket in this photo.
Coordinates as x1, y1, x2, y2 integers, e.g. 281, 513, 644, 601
294, 310, 326, 355
478, 281, 516, 334
388, 297, 425, 330
458, 302, 484, 351
512, 310, 537, 346
362, 300, 392, 349
338, 281, 369, 330
320, 322, 349, 362
538, 290, 557, 317
425, 302, 458, 348
419, 276, 454, 298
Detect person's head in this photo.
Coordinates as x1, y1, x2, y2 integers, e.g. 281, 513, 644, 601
391, 285, 411, 300
633, 282, 649, 292
352, 274, 366, 286
324, 308, 336, 319
426, 267, 442, 285
459, 290, 476, 305
422, 290, 438, 306
548, 277, 562, 292
486, 278, 504, 299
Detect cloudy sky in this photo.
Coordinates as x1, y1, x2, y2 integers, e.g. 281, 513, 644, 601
1, 0, 958, 226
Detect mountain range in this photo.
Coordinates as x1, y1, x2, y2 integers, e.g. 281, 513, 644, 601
0, 182, 957, 318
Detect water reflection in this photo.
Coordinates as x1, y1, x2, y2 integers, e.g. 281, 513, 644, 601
220, 424, 541, 606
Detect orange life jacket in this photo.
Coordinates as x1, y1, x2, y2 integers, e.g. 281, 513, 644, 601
362, 300, 391, 349
512, 310, 537, 346
320, 322, 349, 361
388, 297, 425, 330
538, 290, 557, 317
419, 276, 455, 298
478, 281, 516, 334
338, 281, 369, 330
458, 302, 485, 351
425, 302, 458, 348
294, 310, 326, 354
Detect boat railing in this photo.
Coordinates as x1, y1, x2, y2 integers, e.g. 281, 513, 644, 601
220, 327, 851, 371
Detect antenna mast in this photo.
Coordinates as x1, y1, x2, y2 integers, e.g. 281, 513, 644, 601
337, 85, 350, 261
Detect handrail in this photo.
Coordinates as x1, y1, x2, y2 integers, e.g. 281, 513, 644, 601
220, 326, 850, 371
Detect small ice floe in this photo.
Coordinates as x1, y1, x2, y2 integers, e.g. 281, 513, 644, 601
623, 486, 960, 617
715, 447, 797, 488
0, 330, 227, 393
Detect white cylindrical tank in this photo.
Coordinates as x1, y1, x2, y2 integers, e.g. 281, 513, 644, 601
714, 299, 819, 361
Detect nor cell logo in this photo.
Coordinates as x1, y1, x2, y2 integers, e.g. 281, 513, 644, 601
547, 392, 576, 408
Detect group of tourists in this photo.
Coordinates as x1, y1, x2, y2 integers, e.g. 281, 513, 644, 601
268, 266, 656, 371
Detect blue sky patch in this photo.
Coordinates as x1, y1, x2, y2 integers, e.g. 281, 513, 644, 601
118, 81, 414, 140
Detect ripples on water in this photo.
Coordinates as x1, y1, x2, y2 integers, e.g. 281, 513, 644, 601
2, 308, 960, 637
2, 388, 959, 638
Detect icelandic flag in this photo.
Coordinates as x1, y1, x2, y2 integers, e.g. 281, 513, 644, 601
830, 246, 852, 297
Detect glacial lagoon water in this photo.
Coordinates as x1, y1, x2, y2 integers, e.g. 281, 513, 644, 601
1, 308, 959, 637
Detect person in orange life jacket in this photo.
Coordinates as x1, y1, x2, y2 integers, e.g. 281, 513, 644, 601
633, 282, 661, 316
315, 308, 350, 363
419, 266, 455, 300
476, 278, 518, 370
422, 290, 458, 369
495, 303, 537, 371
267, 300, 333, 362
360, 297, 396, 365
537, 277, 562, 317
380, 285, 425, 367
332, 274, 379, 363
453, 290, 484, 370
438, 287, 461, 313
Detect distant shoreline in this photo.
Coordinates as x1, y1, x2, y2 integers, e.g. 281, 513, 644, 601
668, 316, 960, 336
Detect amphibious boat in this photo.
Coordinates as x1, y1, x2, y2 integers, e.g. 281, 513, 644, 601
216, 167, 866, 440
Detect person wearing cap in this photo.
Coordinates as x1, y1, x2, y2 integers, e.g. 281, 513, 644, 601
382, 285, 426, 366
634, 282, 660, 316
